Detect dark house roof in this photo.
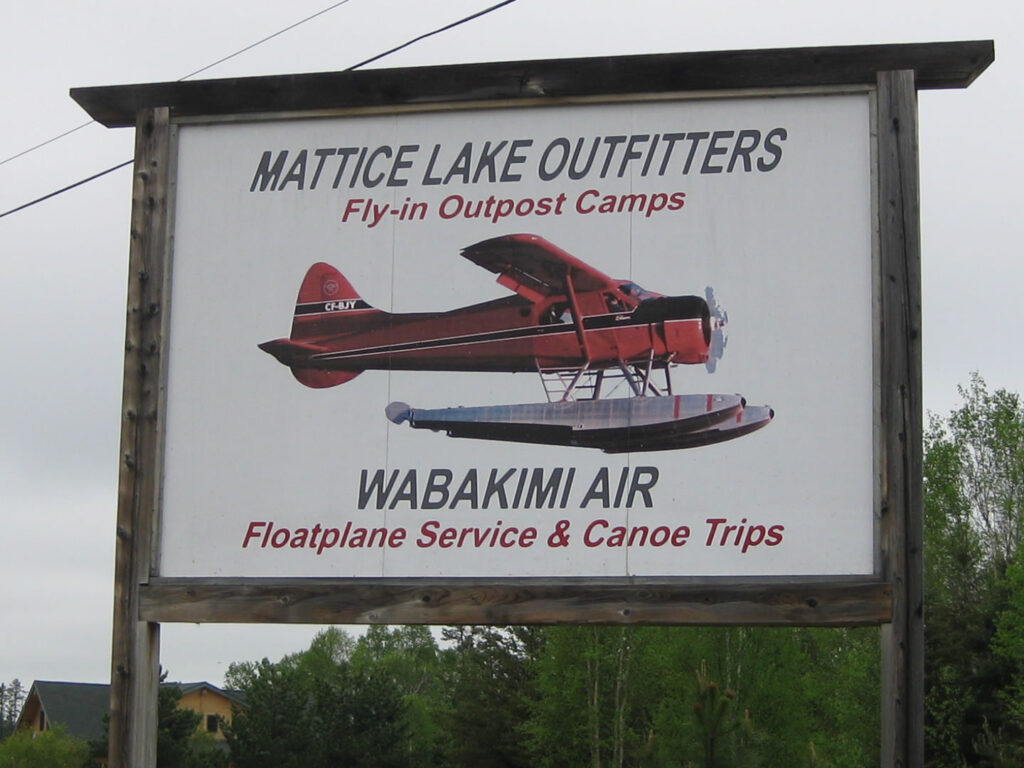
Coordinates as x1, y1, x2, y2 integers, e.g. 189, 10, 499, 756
175, 681, 247, 707
21, 681, 109, 742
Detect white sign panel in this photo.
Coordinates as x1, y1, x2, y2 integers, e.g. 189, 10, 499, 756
159, 92, 874, 579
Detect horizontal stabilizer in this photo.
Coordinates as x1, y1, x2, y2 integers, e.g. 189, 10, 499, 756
260, 338, 362, 388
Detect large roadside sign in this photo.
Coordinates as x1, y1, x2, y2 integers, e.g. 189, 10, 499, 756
160, 92, 872, 581
73, 40, 992, 768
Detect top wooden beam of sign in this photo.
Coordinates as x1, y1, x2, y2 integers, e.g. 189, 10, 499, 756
72, 40, 993, 128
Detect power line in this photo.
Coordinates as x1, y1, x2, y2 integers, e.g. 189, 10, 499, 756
0, 121, 94, 169
0, 160, 133, 220
0, 0, 518, 221
178, 0, 355, 81
0, 0, 355, 169
346, 0, 516, 71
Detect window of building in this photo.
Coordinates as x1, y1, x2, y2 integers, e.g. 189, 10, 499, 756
206, 714, 218, 734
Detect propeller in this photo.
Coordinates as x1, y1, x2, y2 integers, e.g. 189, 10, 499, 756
704, 286, 728, 373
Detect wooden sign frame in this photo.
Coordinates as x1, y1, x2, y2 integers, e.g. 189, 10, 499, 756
73, 40, 994, 768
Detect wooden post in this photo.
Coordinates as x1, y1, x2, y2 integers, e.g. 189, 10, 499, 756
877, 70, 925, 767
109, 107, 171, 768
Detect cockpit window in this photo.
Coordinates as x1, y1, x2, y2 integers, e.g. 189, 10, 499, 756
619, 282, 656, 302
604, 293, 626, 312
542, 302, 572, 324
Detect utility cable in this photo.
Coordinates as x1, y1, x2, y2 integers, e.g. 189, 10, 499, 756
345, 0, 515, 70
0, 0, 518, 221
0, 121, 94, 169
0, 160, 133, 220
177, 0, 355, 82
0, 0, 355, 169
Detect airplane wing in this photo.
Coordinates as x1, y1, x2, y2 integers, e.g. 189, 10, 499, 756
461, 234, 618, 304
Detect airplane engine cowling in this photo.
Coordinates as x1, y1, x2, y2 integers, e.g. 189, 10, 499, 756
633, 295, 711, 364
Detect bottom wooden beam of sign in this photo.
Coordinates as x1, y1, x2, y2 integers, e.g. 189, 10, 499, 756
139, 578, 892, 626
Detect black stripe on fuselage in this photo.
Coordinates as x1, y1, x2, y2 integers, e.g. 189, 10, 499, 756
294, 299, 373, 315
310, 312, 699, 362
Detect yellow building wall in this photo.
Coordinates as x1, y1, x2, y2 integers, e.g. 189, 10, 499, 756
178, 688, 237, 741
18, 696, 43, 733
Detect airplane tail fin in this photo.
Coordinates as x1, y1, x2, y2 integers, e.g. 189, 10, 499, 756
290, 262, 376, 339
260, 263, 381, 389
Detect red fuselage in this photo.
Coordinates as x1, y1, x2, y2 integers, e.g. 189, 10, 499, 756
261, 291, 712, 375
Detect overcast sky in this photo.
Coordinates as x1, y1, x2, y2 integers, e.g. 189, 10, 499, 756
0, 0, 1018, 689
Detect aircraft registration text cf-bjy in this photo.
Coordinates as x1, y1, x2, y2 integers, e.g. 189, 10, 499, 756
259, 234, 772, 452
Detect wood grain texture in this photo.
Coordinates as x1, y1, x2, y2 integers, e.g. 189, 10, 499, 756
108, 107, 170, 768
139, 578, 892, 626
877, 70, 925, 768
71, 40, 993, 128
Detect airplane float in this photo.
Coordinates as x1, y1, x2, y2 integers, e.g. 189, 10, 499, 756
259, 233, 772, 452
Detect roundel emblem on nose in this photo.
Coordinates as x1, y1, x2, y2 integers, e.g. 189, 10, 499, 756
323, 279, 339, 296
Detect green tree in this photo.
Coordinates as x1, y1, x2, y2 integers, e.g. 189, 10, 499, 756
691, 659, 750, 768
222, 659, 314, 768
0, 679, 25, 741
441, 625, 541, 768
526, 625, 877, 768
351, 625, 450, 767
792, 627, 879, 767
630, 627, 769, 768
225, 627, 408, 768
0, 724, 91, 767
157, 683, 203, 768
524, 627, 670, 767
924, 374, 1024, 765
527, 626, 612, 767
178, 731, 229, 768
995, 553, 1024, 715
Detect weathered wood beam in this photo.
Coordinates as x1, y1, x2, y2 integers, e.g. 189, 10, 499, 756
108, 107, 170, 768
139, 578, 892, 626
877, 69, 925, 768
72, 40, 993, 128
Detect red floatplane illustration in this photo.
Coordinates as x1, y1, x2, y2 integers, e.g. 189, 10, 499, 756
259, 233, 772, 452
